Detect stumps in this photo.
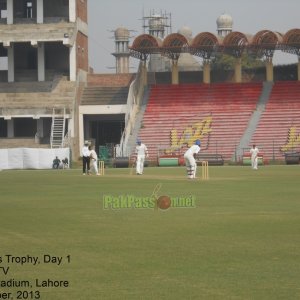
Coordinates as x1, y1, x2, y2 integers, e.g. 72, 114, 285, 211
201, 161, 209, 180
99, 160, 105, 176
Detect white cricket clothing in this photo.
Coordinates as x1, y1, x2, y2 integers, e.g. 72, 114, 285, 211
135, 144, 148, 156
82, 145, 90, 157
184, 145, 201, 178
184, 144, 201, 157
250, 147, 259, 169
90, 149, 99, 175
135, 143, 148, 174
90, 149, 98, 160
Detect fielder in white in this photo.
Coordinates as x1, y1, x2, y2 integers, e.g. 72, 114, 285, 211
135, 140, 148, 175
184, 139, 201, 179
250, 144, 259, 170
89, 145, 100, 175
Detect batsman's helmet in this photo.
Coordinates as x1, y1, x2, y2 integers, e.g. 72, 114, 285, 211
195, 139, 201, 146
136, 139, 141, 145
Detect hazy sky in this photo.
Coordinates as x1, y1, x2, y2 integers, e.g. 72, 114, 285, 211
88, 0, 300, 73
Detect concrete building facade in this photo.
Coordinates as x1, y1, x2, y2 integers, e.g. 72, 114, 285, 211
0, 0, 88, 157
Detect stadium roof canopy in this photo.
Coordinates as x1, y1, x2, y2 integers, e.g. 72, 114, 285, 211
222, 31, 249, 57
161, 33, 189, 59
282, 29, 300, 56
129, 29, 300, 60
130, 34, 162, 60
251, 30, 282, 58
190, 32, 220, 59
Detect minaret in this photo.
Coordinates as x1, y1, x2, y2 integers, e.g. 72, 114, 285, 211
216, 13, 233, 37
112, 27, 130, 73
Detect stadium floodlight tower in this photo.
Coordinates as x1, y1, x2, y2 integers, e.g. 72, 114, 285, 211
142, 10, 172, 72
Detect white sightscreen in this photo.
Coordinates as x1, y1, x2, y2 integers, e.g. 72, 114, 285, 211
0, 148, 70, 170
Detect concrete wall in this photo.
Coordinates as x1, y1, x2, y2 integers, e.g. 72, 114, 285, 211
87, 74, 135, 87
76, 32, 88, 72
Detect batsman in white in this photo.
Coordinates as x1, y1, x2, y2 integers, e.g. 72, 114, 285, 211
184, 139, 201, 179
135, 139, 148, 175
250, 144, 259, 170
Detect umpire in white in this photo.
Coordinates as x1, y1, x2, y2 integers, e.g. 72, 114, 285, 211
82, 140, 91, 175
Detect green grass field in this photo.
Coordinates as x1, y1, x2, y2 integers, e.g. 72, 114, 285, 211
1, 165, 300, 300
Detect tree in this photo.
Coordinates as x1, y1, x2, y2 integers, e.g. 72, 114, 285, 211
210, 52, 264, 71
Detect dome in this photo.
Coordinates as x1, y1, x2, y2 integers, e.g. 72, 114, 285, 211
216, 13, 233, 30
114, 27, 129, 40
178, 26, 192, 39
178, 53, 201, 72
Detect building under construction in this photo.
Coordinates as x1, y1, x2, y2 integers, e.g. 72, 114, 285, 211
0, 0, 88, 158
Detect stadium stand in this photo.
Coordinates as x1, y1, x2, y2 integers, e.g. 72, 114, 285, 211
138, 82, 263, 161
250, 81, 300, 161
